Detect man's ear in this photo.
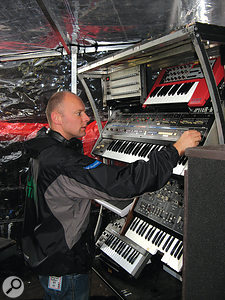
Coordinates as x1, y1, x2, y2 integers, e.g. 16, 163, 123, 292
51, 111, 62, 125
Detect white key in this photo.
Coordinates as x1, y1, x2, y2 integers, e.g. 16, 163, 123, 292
103, 143, 186, 176
126, 222, 160, 255
144, 82, 199, 105
161, 241, 183, 272
101, 242, 144, 274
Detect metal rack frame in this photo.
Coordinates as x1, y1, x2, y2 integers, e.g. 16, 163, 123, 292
77, 22, 225, 298
78, 22, 225, 144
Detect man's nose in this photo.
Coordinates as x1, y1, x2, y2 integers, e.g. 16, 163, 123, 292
83, 113, 90, 123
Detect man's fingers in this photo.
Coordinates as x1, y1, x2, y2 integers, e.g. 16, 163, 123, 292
173, 130, 202, 156
188, 130, 201, 140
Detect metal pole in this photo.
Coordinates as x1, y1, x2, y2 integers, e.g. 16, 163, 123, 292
190, 27, 225, 144
78, 74, 104, 241
78, 75, 103, 133
71, 46, 78, 94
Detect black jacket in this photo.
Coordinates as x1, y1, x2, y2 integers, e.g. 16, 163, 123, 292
22, 127, 179, 276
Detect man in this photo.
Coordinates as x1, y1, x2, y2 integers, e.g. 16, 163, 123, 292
22, 91, 201, 300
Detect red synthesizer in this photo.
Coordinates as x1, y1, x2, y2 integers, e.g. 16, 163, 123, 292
143, 57, 224, 108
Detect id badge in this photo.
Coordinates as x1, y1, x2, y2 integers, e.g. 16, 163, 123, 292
48, 276, 62, 291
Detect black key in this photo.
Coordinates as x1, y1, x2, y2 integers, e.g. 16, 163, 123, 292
157, 85, 172, 96
178, 155, 185, 165
132, 143, 144, 155
137, 221, 146, 235
174, 242, 183, 258
126, 248, 135, 261
145, 144, 155, 158
118, 243, 127, 255
118, 141, 129, 153
125, 142, 136, 154
150, 86, 162, 97
122, 246, 130, 258
138, 222, 147, 236
142, 143, 153, 157
114, 140, 123, 152
139, 144, 149, 157
127, 249, 136, 263
127, 249, 136, 261
177, 82, 194, 95
182, 156, 188, 165
147, 144, 157, 158
105, 235, 114, 246
177, 248, 183, 260
177, 83, 186, 95
132, 218, 141, 231
145, 226, 154, 240
130, 251, 139, 264
111, 140, 120, 151
120, 141, 131, 153
152, 230, 161, 244
136, 144, 145, 156
116, 141, 125, 153
121, 245, 129, 258
165, 236, 175, 252
118, 242, 126, 254
108, 236, 116, 248
185, 82, 194, 93
122, 246, 132, 258
107, 140, 116, 151
111, 237, 119, 249
140, 223, 149, 237
130, 143, 139, 155
120, 244, 128, 257
129, 250, 138, 264
147, 227, 156, 241
157, 232, 167, 247
133, 218, 141, 231
154, 144, 161, 151
136, 221, 145, 234
162, 235, 172, 251
170, 240, 180, 255
154, 231, 164, 245
168, 84, 181, 96
129, 218, 137, 231
115, 241, 123, 252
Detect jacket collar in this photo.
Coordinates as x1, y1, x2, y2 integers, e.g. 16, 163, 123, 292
48, 129, 83, 153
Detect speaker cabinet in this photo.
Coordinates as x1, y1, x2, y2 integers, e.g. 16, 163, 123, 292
183, 145, 225, 300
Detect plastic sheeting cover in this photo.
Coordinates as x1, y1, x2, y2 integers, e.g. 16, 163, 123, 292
0, 0, 225, 56
0, 54, 106, 121
0, 53, 106, 192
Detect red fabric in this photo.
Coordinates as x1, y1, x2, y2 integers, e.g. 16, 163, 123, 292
82, 121, 107, 157
0, 121, 48, 142
0, 120, 106, 157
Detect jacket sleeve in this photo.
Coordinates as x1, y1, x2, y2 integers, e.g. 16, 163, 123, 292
61, 144, 180, 200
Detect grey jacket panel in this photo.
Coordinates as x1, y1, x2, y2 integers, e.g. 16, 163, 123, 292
44, 174, 131, 249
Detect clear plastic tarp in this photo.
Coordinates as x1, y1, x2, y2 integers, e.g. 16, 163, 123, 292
0, 0, 225, 56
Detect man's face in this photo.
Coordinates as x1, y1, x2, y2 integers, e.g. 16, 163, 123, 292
58, 93, 90, 140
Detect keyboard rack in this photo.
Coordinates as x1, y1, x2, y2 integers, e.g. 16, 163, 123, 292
78, 22, 225, 299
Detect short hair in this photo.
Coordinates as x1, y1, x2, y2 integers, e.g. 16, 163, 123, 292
45, 91, 67, 125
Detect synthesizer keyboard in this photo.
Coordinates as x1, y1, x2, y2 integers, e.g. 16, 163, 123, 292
96, 218, 151, 278
92, 111, 213, 175
143, 57, 224, 107
125, 179, 184, 273
94, 138, 187, 175
125, 217, 183, 273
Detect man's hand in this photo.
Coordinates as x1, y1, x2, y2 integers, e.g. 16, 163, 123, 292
173, 130, 202, 156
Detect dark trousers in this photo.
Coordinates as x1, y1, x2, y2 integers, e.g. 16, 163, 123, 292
39, 273, 90, 300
